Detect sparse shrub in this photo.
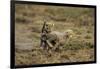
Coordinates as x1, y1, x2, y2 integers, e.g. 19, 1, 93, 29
87, 30, 92, 33
84, 35, 92, 39
85, 42, 94, 48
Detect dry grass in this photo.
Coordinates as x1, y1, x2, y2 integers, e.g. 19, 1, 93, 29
15, 4, 95, 66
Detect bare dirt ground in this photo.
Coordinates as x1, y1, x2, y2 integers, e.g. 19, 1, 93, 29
15, 4, 95, 66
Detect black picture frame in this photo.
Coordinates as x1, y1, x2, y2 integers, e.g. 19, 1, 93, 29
10, 0, 97, 68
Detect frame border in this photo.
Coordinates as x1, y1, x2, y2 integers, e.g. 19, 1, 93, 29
10, 0, 97, 68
